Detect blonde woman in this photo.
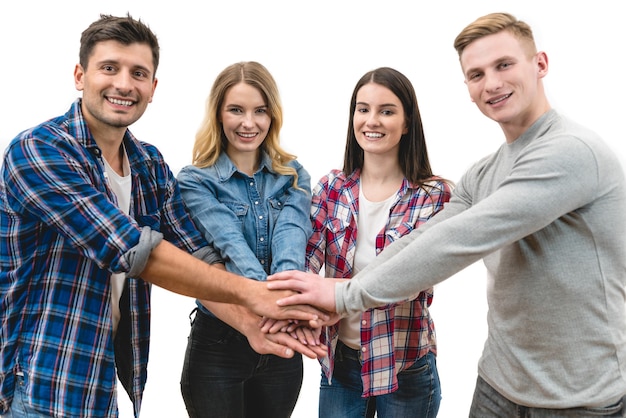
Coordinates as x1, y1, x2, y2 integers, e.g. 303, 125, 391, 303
177, 61, 315, 418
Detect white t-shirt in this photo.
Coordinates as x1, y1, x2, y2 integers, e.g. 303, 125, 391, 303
338, 186, 395, 349
102, 150, 131, 336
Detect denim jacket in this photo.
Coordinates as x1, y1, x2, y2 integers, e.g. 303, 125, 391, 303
178, 151, 312, 314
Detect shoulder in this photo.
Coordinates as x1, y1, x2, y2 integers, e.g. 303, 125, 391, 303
178, 164, 219, 183
522, 112, 610, 172
5, 117, 88, 164
421, 176, 453, 195
316, 169, 349, 188
286, 158, 310, 177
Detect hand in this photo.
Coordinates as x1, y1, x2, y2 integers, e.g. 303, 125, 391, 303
200, 299, 325, 359
289, 324, 322, 347
262, 330, 327, 359
248, 316, 326, 359
285, 312, 342, 330
259, 318, 324, 346
266, 270, 340, 313
258, 317, 293, 334
244, 280, 330, 326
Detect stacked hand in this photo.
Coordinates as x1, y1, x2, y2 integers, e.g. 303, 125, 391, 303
241, 271, 344, 359
267, 270, 340, 313
258, 317, 326, 358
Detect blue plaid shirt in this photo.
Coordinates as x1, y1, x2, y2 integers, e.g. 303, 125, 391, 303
0, 99, 208, 417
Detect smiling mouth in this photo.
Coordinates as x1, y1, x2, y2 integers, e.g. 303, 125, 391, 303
238, 132, 257, 138
364, 132, 383, 138
108, 97, 134, 107
487, 93, 512, 105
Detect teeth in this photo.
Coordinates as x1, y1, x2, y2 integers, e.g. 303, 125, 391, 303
108, 98, 133, 106
365, 132, 383, 138
488, 94, 511, 104
239, 133, 256, 138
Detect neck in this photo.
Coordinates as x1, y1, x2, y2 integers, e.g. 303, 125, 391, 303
99, 140, 125, 176
227, 150, 260, 176
502, 91, 552, 143
83, 111, 127, 175
360, 156, 403, 202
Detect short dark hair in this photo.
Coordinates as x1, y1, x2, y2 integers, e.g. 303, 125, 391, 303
79, 13, 160, 76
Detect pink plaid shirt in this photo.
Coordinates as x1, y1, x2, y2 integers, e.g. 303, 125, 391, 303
306, 169, 451, 397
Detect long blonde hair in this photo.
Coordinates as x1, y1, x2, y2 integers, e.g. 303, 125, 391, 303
192, 61, 298, 186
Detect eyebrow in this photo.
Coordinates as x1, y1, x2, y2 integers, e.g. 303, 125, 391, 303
96, 59, 153, 76
224, 103, 268, 110
356, 102, 399, 107
465, 55, 517, 76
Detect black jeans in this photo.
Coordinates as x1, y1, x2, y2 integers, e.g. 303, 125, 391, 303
180, 308, 303, 418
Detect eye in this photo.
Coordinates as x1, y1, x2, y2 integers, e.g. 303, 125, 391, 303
356, 107, 369, 114
256, 107, 268, 114
381, 109, 394, 116
103, 65, 116, 73
133, 70, 148, 78
228, 107, 243, 114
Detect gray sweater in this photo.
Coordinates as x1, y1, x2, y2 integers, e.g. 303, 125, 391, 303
336, 110, 626, 408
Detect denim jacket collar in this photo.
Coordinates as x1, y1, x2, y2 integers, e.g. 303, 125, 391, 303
214, 150, 274, 182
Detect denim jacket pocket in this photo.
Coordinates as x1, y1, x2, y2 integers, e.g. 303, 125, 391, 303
223, 201, 249, 221
222, 201, 250, 229
268, 194, 288, 222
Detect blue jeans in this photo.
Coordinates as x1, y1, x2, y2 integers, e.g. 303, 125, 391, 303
180, 308, 303, 418
319, 340, 441, 418
470, 375, 626, 417
2, 373, 52, 418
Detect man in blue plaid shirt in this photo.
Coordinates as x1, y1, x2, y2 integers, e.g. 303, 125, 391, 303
0, 14, 322, 418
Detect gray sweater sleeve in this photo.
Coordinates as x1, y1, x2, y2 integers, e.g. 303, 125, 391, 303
336, 115, 602, 315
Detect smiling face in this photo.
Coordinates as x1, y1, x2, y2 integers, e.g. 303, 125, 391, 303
74, 40, 157, 136
220, 82, 271, 162
461, 30, 549, 141
352, 82, 407, 159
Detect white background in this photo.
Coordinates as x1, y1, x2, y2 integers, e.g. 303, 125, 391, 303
1, 1, 624, 417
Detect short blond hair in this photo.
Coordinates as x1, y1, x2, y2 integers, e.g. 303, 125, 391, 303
453, 12, 536, 58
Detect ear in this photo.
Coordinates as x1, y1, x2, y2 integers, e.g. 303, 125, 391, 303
74, 64, 85, 91
536, 51, 549, 79
148, 77, 158, 103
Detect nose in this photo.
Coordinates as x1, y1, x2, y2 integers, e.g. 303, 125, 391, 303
113, 71, 133, 94
241, 112, 254, 128
484, 70, 503, 93
366, 113, 381, 127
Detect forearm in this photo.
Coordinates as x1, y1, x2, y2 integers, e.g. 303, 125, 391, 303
140, 240, 327, 323
195, 263, 257, 333
200, 300, 259, 336
139, 240, 253, 305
